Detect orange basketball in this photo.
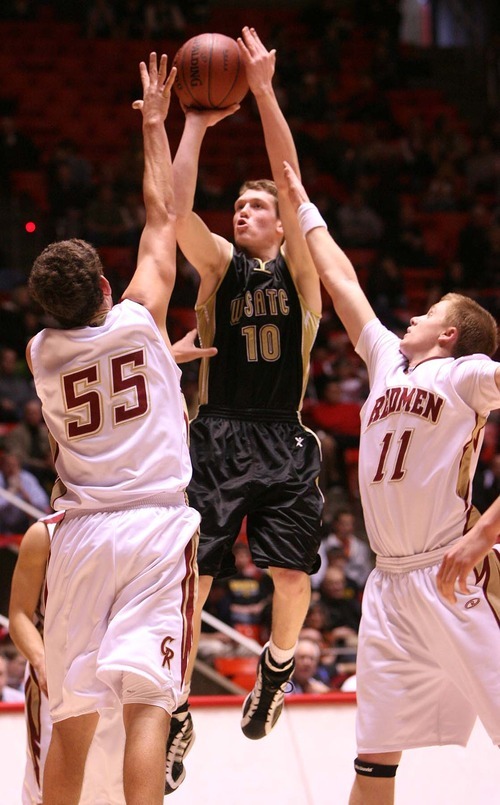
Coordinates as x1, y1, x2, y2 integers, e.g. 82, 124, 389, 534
173, 33, 249, 110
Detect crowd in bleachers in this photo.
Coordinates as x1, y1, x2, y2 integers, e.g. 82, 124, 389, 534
0, 0, 499, 694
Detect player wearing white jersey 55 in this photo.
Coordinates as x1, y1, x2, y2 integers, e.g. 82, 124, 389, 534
23, 54, 209, 805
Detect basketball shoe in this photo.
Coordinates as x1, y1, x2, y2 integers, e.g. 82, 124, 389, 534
165, 706, 195, 795
240, 646, 294, 740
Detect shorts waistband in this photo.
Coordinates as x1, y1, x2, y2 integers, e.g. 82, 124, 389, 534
198, 405, 299, 423
62, 492, 187, 519
376, 544, 451, 573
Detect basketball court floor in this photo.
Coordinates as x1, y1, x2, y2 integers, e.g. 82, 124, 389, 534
2, 694, 499, 804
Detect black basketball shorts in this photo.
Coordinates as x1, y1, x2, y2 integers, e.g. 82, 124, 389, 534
187, 413, 323, 579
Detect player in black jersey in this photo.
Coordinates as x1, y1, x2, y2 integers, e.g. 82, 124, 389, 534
165, 27, 324, 792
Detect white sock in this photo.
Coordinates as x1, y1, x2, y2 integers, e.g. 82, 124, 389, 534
267, 638, 296, 669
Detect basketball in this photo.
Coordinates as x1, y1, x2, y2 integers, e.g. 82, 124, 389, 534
173, 33, 249, 110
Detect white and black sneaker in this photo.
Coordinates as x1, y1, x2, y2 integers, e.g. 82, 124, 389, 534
240, 647, 294, 740
165, 707, 195, 795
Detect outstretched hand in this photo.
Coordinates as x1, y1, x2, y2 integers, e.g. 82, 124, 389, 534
283, 160, 310, 212
132, 52, 176, 118
171, 329, 218, 364
238, 26, 276, 97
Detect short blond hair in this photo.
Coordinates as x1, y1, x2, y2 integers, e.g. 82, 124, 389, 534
238, 179, 279, 215
441, 293, 498, 357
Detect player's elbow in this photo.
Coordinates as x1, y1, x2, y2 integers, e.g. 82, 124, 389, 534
146, 203, 176, 227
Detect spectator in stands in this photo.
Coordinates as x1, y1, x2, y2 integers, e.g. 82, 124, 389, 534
308, 343, 339, 395
144, 0, 186, 40
309, 379, 361, 491
301, 600, 357, 685
0, 652, 25, 702
0, 451, 50, 534
383, 201, 436, 267
425, 259, 472, 310
84, 183, 129, 247
316, 564, 361, 678
343, 73, 395, 126
397, 114, 435, 193
366, 254, 408, 331
464, 132, 500, 195
46, 139, 92, 240
303, 600, 331, 635
85, 0, 118, 38
457, 203, 492, 287
46, 160, 86, 240
0, 347, 34, 423
289, 638, 330, 694
336, 347, 368, 402
198, 542, 273, 664
215, 542, 273, 644
318, 564, 362, 634
119, 189, 146, 248
421, 157, 462, 212
289, 71, 329, 122
4, 398, 54, 491
2, 642, 26, 691
0, 283, 47, 356
48, 139, 92, 193
370, 28, 402, 90
314, 508, 374, 591
335, 189, 384, 248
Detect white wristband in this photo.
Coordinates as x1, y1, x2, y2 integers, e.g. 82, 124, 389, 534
298, 202, 327, 236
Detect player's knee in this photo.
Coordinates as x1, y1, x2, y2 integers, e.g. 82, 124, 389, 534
354, 757, 399, 778
122, 671, 175, 713
271, 566, 309, 594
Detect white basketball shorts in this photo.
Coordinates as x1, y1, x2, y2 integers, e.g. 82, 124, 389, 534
44, 500, 200, 722
355, 547, 500, 753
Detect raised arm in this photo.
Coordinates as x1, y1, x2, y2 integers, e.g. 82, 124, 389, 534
8, 521, 50, 695
284, 160, 376, 346
173, 107, 236, 279
121, 53, 177, 335
437, 497, 500, 604
238, 27, 321, 311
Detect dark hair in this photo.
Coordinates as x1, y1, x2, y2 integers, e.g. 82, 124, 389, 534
441, 293, 498, 357
28, 239, 104, 328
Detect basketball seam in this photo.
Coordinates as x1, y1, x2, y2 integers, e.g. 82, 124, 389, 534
207, 33, 215, 108
180, 42, 199, 108
219, 51, 242, 108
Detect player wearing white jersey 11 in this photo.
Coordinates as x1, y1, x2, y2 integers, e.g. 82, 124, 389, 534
284, 160, 500, 805
24, 54, 206, 805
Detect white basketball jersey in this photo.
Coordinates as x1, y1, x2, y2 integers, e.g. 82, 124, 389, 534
356, 318, 500, 557
30, 300, 192, 510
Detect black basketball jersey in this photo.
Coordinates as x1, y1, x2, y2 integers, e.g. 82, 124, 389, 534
196, 248, 320, 416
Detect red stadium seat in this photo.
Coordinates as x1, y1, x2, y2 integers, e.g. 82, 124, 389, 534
214, 656, 259, 691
